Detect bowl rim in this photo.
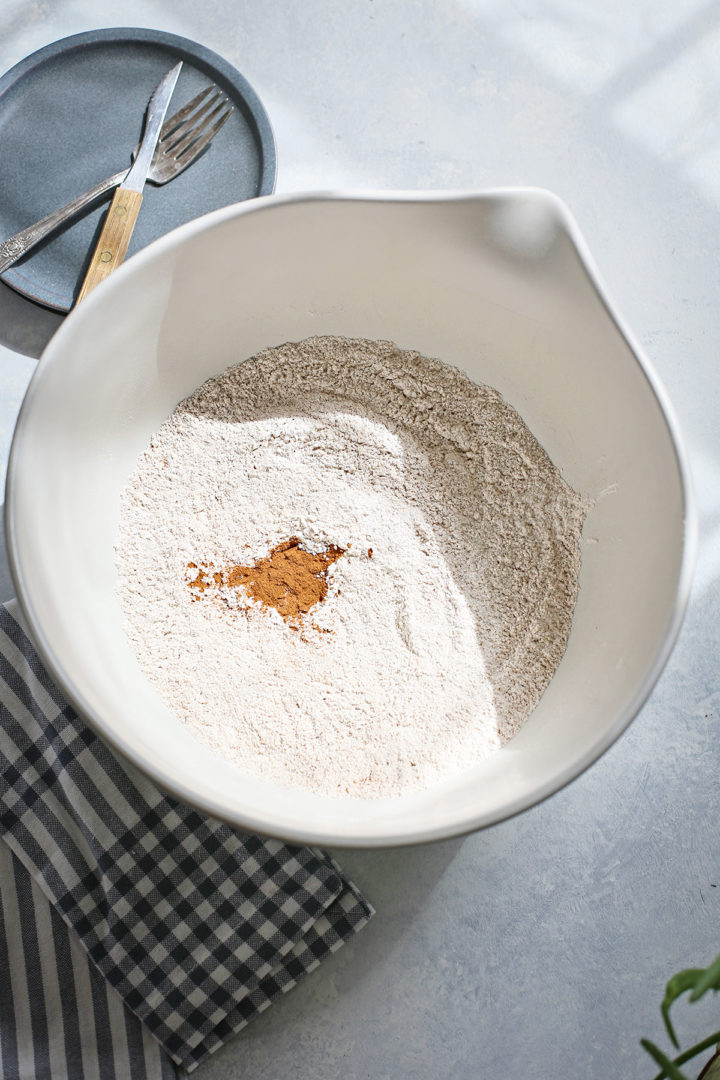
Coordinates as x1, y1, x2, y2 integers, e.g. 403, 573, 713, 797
4, 187, 698, 847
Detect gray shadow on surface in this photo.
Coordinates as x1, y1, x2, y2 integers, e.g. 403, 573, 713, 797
0, 504, 14, 602
0, 279, 62, 358
328, 837, 466, 978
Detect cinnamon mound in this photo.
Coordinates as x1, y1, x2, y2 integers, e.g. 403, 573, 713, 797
188, 537, 345, 621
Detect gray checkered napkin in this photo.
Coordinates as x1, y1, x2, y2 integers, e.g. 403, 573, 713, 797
0, 601, 373, 1076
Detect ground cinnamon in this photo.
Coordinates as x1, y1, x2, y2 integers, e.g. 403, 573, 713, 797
187, 537, 345, 622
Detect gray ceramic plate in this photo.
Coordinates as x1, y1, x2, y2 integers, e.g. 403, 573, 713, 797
0, 28, 276, 312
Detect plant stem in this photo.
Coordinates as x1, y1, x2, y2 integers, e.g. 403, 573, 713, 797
651, 1031, 720, 1079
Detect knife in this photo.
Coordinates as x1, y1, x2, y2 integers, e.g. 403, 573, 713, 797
75, 61, 183, 304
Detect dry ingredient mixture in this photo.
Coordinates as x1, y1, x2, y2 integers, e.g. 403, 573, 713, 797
117, 336, 586, 799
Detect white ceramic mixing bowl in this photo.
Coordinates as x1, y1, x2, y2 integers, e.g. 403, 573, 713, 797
6, 190, 695, 846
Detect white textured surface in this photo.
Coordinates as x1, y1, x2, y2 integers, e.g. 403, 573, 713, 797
1, 2, 719, 1077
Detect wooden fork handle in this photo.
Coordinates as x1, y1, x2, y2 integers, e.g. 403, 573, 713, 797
75, 188, 143, 303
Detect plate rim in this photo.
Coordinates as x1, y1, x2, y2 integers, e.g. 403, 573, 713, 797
0, 26, 277, 312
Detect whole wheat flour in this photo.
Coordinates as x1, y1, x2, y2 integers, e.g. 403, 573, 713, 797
116, 336, 586, 799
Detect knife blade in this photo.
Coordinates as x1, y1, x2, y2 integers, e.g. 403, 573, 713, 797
75, 61, 183, 303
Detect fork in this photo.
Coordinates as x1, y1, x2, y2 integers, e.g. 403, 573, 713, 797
0, 85, 233, 275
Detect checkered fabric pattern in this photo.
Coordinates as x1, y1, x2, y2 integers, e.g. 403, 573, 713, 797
0, 603, 372, 1074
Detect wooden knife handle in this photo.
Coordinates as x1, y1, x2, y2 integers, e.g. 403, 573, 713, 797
75, 188, 143, 304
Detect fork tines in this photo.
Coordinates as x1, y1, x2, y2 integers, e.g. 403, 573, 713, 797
160, 86, 234, 160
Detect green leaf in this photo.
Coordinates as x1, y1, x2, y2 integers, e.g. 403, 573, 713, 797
641, 1038, 690, 1080
661, 969, 705, 1047
689, 956, 720, 1003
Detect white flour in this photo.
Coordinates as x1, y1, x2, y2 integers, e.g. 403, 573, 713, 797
116, 336, 586, 799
